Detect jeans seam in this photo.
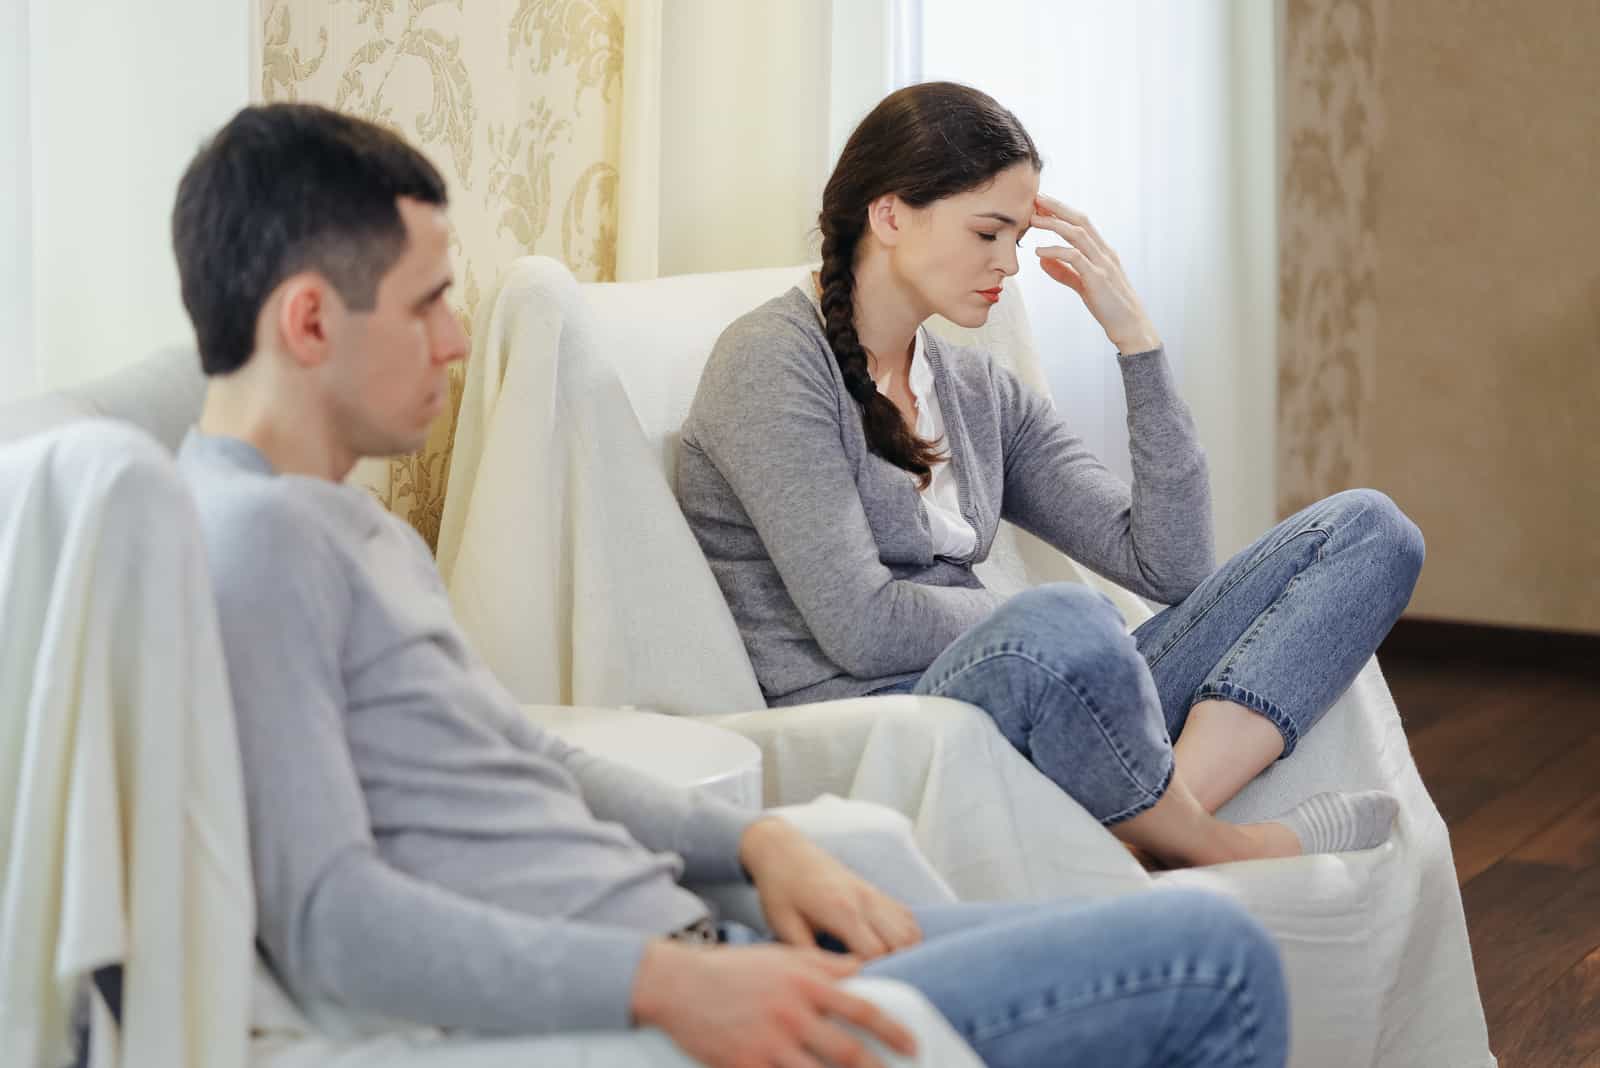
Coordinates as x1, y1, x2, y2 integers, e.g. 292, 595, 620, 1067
927, 647, 1170, 811
1143, 526, 1331, 672
959, 969, 1259, 1064
1191, 680, 1301, 759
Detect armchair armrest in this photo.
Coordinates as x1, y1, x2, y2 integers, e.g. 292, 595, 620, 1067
689, 797, 957, 929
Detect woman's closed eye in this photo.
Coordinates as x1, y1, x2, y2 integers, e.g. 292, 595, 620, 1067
977, 231, 1024, 246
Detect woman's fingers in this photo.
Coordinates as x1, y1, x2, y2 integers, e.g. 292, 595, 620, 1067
1036, 195, 1121, 266
1030, 213, 1108, 266
1035, 244, 1096, 274
1035, 247, 1087, 293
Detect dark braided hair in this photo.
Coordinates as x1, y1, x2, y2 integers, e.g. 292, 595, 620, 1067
819, 82, 1040, 488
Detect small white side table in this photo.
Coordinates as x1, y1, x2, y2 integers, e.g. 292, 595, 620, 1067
522, 704, 764, 809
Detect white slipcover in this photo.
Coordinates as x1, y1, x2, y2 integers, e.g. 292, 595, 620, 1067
0, 423, 254, 1068
437, 256, 1496, 1068
0, 422, 977, 1068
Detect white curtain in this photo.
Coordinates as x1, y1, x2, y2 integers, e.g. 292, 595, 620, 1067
913, 1, 1278, 556
618, 0, 834, 281
0, 0, 250, 404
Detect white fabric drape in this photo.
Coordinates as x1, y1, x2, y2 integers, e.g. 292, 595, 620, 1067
915, 0, 1278, 557
0, 423, 254, 1068
440, 255, 1493, 1067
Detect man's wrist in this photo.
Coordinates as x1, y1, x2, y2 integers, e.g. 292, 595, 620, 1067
631, 939, 689, 1027
737, 816, 795, 881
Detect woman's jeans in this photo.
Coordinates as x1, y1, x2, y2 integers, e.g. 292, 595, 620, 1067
724, 889, 1289, 1067
878, 489, 1425, 824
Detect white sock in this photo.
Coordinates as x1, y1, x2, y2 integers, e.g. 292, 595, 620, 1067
1275, 790, 1399, 855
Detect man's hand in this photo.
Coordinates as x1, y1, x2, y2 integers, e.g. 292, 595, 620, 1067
631, 940, 918, 1068
739, 818, 923, 960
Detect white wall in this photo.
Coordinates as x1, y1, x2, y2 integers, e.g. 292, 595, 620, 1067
8, 0, 251, 398
656, 0, 832, 276
0, 0, 36, 403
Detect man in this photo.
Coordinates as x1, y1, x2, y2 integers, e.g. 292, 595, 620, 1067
173, 102, 1288, 1068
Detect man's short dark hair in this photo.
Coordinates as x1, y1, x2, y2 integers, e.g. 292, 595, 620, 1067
172, 103, 448, 376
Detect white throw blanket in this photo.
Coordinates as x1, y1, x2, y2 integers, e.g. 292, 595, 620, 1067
0, 421, 980, 1068
438, 256, 1496, 1067
0, 423, 254, 1068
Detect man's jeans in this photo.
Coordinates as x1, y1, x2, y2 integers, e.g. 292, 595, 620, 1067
724, 889, 1289, 1067
876, 489, 1425, 824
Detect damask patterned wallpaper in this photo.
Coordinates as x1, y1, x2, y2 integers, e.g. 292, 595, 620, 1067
255, 0, 624, 550
1276, 0, 1386, 516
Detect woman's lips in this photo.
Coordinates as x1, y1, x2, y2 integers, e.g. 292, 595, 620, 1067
978, 287, 1002, 304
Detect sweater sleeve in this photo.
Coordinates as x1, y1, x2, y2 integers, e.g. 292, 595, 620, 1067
206, 492, 651, 1035
994, 347, 1216, 604
690, 317, 999, 679
496, 713, 760, 885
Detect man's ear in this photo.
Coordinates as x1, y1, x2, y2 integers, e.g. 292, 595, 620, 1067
273, 273, 336, 370
865, 193, 905, 248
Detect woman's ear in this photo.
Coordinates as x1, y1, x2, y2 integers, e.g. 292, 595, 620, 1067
865, 193, 904, 248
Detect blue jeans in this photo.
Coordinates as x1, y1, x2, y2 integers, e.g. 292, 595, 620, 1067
877, 489, 1425, 824
723, 889, 1288, 1067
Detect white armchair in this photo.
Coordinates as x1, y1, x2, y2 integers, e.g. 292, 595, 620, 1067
0, 414, 975, 1063
438, 256, 1496, 1068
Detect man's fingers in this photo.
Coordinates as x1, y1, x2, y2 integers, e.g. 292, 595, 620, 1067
889, 905, 922, 950
769, 906, 818, 949
835, 913, 890, 961
804, 1018, 889, 1068
820, 986, 920, 1058
776, 1046, 831, 1068
867, 900, 922, 953
803, 947, 863, 979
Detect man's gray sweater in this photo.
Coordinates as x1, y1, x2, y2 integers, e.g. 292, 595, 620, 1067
178, 432, 758, 1036
677, 287, 1216, 706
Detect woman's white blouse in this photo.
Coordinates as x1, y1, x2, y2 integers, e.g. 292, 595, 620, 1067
804, 282, 978, 560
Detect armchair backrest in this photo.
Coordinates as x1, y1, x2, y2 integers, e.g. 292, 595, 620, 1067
0, 346, 206, 450
576, 262, 1140, 614
578, 264, 1048, 485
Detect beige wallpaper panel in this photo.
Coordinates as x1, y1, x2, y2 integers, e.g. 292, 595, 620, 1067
1371, 0, 1600, 633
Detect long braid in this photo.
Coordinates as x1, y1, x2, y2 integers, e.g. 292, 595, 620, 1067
812, 80, 1038, 489
818, 223, 946, 490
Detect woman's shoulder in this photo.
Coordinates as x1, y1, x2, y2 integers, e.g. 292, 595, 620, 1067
715, 286, 826, 355
700, 287, 839, 395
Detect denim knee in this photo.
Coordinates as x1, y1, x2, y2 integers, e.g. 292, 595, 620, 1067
1004, 583, 1127, 636
1332, 488, 1426, 593
995, 586, 1148, 703
1152, 889, 1290, 1063
941, 583, 1172, 823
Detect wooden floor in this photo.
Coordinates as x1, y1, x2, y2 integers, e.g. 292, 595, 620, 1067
1378, 621, 1600, 1067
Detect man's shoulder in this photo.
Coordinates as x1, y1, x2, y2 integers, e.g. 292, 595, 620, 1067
178, 458, 368, 613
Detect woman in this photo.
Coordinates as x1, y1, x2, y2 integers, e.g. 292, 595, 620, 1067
677, 82, 1422, 869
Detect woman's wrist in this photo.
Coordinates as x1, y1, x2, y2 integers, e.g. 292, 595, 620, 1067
1113, 330, 1163, 357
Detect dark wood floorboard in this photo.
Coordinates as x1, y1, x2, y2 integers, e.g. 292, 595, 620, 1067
1380, 622, 1600, 1068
